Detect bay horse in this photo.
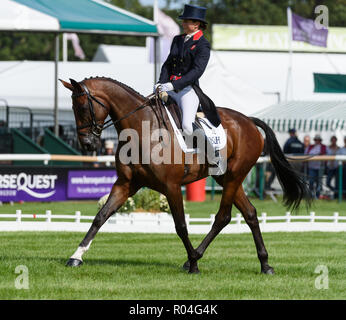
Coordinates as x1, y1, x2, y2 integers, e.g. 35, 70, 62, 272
60, 77, 310, 274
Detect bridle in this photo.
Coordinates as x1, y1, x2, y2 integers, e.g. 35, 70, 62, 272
72, 82, 156, 137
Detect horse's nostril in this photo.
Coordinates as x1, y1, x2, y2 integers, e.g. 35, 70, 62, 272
81, 139, 92, 150
82, 138, 97, 152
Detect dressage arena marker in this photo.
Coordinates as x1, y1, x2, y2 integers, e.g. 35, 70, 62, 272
0, 210, 345, 234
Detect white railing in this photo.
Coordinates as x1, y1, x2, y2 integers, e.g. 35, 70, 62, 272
0, 211, 345, 234
0, 154, 345, 165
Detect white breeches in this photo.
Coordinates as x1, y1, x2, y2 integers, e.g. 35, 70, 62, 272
168, 85, 199, 135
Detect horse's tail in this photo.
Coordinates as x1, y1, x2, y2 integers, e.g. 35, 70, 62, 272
250, 117, 312, 212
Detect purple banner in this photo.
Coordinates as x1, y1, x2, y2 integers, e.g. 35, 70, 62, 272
68, 170, 117, 199
292, 12, 328, 47
0, 167, 118, 202
0, 168, 67, 202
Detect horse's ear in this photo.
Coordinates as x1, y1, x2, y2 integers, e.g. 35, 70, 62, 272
59, 79, 73, 91
69, 78, 83, 94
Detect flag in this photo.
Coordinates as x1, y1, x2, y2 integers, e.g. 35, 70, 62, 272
148, 8, 180, 63
65, 33, 85, 60
291, 12, 328, 47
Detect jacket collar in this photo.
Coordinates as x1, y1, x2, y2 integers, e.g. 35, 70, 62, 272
182, 30, 204, 43
192, 30, 203, 41
178, 30, 204, 56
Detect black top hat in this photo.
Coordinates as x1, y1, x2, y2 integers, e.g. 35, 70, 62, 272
178, 4, 208, 24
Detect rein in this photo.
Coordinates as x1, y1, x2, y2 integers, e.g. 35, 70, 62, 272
73, 82, 156, 137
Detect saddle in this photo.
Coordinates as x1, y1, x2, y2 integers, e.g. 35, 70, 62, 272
165, 96, 212, 132
163, 96, 227, 154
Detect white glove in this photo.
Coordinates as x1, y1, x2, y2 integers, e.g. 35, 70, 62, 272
153, 83, 161, 92
159, 82, 174, 92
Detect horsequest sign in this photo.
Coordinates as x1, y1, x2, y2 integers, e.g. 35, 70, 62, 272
212, 24, 346, 52
0, 167, 117, 202
0, 167, 66, 202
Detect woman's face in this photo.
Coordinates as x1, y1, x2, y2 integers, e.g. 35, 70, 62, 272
182, 19, 200, 34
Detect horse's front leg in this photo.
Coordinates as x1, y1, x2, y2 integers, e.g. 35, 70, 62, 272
66, 178, 138, 266
166, 184, 200, 273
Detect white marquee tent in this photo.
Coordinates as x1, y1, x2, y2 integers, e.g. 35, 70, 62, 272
0, 47, 276, 115
92, 44, 346, 102
92, 45, 277, 114
0, 60, 155, 111
214, 50, 346, 102
2, 44, 346, 147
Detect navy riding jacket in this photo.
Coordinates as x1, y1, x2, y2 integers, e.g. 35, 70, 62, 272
158, 30, 210, 91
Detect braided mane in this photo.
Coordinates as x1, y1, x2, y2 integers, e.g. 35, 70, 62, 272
83, 76, 146, 100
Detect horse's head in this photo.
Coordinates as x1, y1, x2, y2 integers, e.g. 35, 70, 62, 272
60, 78, 109, 152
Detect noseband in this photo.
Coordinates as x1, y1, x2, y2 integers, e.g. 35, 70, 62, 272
72, 82, 155, 137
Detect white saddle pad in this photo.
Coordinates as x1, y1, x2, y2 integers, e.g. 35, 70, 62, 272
164, 106, 227, 154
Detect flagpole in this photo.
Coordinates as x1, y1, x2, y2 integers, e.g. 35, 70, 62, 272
54, 33, 59, 137
153, 0, 158, 23
285, 6, 293, 101
63, 33, 68, 62
153, 0, 160, 84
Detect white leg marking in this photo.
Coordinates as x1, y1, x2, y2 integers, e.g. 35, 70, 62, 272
70, 241, 93, 261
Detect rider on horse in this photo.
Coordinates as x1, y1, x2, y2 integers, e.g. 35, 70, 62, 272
155, 4, 221, 167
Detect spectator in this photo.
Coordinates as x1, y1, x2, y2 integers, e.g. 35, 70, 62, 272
283, 128, 305, 174
283, 128, 305, 155
326, 136, 339, 196
336, 136, 346, 198
305, 134, 327, 199
303, 135, 311, 152
104, 140, 115, 155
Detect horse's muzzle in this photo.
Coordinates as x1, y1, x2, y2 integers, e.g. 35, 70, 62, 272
79, 134, 101, 152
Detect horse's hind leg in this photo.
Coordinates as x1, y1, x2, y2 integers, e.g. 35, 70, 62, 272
234, 186, 274, 274
182, 175, 241, 270
66, 178, 139, 267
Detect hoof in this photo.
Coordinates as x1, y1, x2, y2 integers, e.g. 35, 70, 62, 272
188, 262, 200, 274
66, 258, 83, 267
182, 260, 190, 271
188, 268, 200, 274
261, 267, 275, 275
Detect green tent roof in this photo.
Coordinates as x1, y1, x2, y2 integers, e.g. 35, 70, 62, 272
13, 0, 157, 35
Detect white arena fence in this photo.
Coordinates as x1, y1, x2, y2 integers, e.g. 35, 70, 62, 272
0, 210, 345, 234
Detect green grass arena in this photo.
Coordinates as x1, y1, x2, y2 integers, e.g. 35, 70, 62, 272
0, 198, 345, 300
